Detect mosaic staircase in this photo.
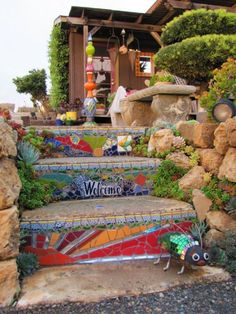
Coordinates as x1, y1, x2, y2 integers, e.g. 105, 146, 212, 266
21, 126, 196, 266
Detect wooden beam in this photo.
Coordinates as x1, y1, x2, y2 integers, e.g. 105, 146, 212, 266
135, 14, 143, 24
146, 0, 164, 14
54, 15, 162, 32
150, 32, 163, 47
81, 9, 85, 18
89, 26, 101, 37
158, 7, 175, 25
167, 0, 236, 12
108, 12, 113, 21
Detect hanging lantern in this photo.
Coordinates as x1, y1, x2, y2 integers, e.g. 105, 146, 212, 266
119, 29, 128, 55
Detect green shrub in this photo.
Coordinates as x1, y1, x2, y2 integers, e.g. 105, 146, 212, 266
200, 58, 236, 119
18, 161, 55, 211
17, 253, 39, 279
161, 9, 236, 45
155, 34, 236, 82
153, 160, 186, 200
48, 25, 69, 109
201, 177, 231, 210
209, 232, 236, 274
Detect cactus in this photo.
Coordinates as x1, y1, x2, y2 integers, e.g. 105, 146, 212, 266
203, 172, 212, 183
224, 197, 236, 216
17, 140, 40, 165
172, 136, 186, 149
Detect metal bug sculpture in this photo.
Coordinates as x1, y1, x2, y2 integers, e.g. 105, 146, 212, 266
154, 225, 210, 275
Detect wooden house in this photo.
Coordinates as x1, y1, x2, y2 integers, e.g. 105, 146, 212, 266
54, 0, 236, 106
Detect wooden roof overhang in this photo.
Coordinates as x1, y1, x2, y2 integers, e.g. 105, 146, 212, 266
54, 1, 236, 49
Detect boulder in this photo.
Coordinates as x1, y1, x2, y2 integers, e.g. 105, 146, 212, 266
166, 151, 191, 169
214, 123, 229, 155
148, 129, 174, 153
175, 121, 198, 143
0, 122, 17, 158
197, 149, 224, 175
119, 99, 155, 127
192, 189, 212, 221
225, 118, 236, 147
0, 158, 22, 210
0, 206, 19, 261
206, 211, 236, 234
204, 229, 225, 248
178, 166, 207, 192
193, 123, 217, 148
218, 148, 236, 183
0, 259, 19, 307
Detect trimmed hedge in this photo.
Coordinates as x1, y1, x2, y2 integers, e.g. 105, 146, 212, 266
161, 9, 236, 45
48, 25, 69, 109
155, 34, 236, 81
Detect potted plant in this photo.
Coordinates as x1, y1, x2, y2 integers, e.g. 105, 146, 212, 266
149, 71, 175, 86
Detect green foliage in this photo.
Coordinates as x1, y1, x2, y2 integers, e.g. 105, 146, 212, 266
17, 141, 40, 165
18, 161, 55, 211
224, 197, 236, 216
190, 221, 207, 242
153, 160, 186, 200
201, 177, 231, 210
189, 151, 200, 167
155, 34, 236, 82
200, 58, 236, 119
149, 72, 175, 86
48, 25, 69, 109
161, 9, 236, 45
17, 253, 39, 279
209, 232, 236, 274
13, 69, 47, 107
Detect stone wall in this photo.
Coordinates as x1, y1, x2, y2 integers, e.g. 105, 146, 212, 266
0, 122, 21, 307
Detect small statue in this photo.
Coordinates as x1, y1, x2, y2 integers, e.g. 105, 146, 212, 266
154, 231, 209, 274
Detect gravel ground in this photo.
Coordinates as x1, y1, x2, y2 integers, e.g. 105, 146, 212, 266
1, 277, 236, 314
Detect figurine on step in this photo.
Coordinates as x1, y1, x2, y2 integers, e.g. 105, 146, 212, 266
154, 231, 210, 275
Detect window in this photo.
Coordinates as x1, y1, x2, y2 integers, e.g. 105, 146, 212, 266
135, 52, 155, 77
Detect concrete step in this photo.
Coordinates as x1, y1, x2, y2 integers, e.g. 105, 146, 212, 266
35, 156, 160, 201
21, 196, 196, 266
31, 126, 146, 158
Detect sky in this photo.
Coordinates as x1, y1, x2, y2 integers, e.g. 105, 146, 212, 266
0, 0, 154, 110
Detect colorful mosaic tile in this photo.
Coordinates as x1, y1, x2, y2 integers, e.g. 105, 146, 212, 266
34, 127, 146, 158
21, 217, 195, 266
34, 158, 160, 201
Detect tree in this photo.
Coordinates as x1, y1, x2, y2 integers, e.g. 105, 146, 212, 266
13, 69, 47, 108
155, 9, 236, 82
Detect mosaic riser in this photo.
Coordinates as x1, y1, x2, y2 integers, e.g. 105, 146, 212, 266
35, 161, 160, 201
21, 214, 195, 266
37, 127, 146, 158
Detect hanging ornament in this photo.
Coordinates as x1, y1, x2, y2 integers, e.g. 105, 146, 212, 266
119, 28, 128, 55
106, 28, 120, 64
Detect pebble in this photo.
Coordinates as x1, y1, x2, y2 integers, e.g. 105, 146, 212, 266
0, 278, 235, 314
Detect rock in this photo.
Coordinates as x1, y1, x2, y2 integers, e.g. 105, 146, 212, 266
214, 123, 229, 155
0, 122, 17, 158
218, 148, 236, 183
0, 259, 19, 307
0, 158, 22, 210
175, 121, 199, 143
178, 166, 207, 192
225, 118, 236, 147
192, 189, 212, 221
0, 206, 19, 261
151, 94, 192, 124
119, 99, 155, 127
204, 229, 225, 248
206, 211, 236, 234
197, 149, 224, 175
166, 152, 191, 169
148, 129, 174, 153
193, 123, 218, 148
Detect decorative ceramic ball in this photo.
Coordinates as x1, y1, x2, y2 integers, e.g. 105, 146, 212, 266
86, 64, 94, 72
86, 42, 95, 57
84, 97, 97, 118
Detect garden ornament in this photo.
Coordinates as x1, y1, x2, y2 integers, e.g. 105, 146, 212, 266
154, 225, 209, 275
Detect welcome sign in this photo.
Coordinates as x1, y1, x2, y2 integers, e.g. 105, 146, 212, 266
82, 180, 122, 198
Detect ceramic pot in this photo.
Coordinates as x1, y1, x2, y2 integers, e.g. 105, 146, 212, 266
66, 111, 77, 121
